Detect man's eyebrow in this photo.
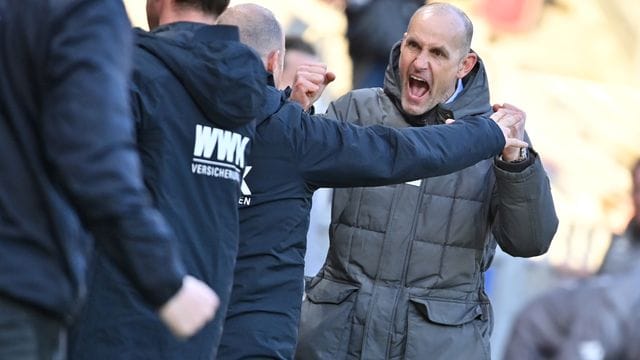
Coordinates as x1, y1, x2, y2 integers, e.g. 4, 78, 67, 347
405, 35, 418, 43
430, 44, 450, 56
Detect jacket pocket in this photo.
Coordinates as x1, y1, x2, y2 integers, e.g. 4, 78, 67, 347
404, 297, 490, 360
296, 278, 359, 360
305, 278, 359, 304
411, 297, 483, 325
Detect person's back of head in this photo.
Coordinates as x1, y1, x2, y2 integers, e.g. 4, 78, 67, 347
146, 0, 230, 29
175, 0, 230, 16
217, 3, 285, 87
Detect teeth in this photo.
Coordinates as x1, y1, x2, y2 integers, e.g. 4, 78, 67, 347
410, 75, 427, 83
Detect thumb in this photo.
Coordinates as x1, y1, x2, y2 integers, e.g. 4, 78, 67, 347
324, 71, 336, 85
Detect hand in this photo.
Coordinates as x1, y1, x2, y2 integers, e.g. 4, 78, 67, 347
491, 103, 528, 159
159, 275, 219, 339
288, 62, 336, 111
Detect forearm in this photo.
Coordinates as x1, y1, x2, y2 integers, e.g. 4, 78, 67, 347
493, 151, 558, 257
302, 115, 505, 188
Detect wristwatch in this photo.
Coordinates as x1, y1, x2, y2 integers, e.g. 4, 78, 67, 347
510, 147, 529, 163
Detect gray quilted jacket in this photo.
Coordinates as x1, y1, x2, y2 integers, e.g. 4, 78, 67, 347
296, 44, 558, 360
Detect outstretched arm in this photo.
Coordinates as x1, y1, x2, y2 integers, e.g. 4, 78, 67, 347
273, 100, 511, 187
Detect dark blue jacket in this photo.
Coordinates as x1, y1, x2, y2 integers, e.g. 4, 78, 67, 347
69, 23, 278, 360
0, 0, 184, 322
218, 86, 506, 359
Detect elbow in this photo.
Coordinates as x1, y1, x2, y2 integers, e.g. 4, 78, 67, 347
528, 238, 553, 257
533, 207, 560, 257
540, 214, 559, 253
504, 215, 559, 257
504, 242, 549, 258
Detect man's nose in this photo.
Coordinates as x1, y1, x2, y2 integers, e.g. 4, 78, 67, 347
414, 51, 430, 70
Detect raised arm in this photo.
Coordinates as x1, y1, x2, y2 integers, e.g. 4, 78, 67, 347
489, 105, 558, 257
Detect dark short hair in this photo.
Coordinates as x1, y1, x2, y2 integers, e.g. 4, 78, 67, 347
285, 36, 316, 56
175, 0, 230, 16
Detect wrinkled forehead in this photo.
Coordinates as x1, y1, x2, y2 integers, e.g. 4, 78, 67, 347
406, 10, 466, 50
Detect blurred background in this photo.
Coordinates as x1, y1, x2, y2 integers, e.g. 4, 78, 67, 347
124, 0, 640, 358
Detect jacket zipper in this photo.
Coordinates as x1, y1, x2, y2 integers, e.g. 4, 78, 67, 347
383, 180, 426, 358
359, 184, 408, 359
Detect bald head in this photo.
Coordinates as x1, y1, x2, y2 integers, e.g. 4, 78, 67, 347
217, 4, 284, 62
411, 2, 473, 57
397, 2, 478, 115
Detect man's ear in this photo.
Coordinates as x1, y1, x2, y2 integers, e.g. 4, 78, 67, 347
457, 51, 478, 79
266, 49, 284, 88
266, 50, 280, 74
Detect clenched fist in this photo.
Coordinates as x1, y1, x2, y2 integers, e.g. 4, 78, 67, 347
159, 275, 220, 339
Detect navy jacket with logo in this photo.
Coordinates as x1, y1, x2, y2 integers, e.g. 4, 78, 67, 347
0, 0, 184, 322
218, 86, 506, 359
69, 23, 278, 360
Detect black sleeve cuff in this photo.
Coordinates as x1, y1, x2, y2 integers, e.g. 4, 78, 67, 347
495, 148, 537, 172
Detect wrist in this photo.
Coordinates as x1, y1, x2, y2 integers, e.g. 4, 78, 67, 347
500, 147, 528, 163
511, 147, 529, 163
495, 147, 535, 172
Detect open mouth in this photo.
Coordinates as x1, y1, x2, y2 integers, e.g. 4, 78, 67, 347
408, 75, 430, 99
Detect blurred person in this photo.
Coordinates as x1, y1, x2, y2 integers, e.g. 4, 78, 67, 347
0, 0, 220, 358
296, 3, 558, 359
534, 159, 640, 358
322, 0, 424, 89
598, 159, 640, 274
216, 3, 528, 359
68, 0, 276, 359
502, 264, 640, 360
